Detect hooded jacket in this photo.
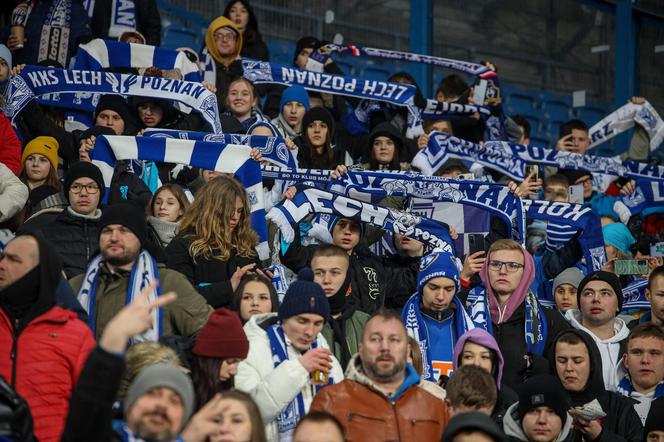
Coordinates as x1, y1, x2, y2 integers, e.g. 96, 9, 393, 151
310, 353, 449, 441
502, 402, 574, 442
0, 234, 95, 442
204, 16, 244, 110
452, 328, 518, 425
565, 309, 630, 391
222, 0, 269, 61
548, 329, 643, 442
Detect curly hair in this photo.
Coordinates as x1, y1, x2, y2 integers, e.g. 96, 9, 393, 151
178, 175, 258, 261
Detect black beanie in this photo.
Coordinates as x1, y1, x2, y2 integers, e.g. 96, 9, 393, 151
99, 202, 148, 246
94, 94, 130, 128
517, 374, 570, 426
442, 412, 505, 442
63, 161, 105, 202
302, 106, 335, 139
293, 36, 320, 65
576, 270, 623, 312
645, 397, 664, 437
278, 268, 330, 321
369, 121, 404, 152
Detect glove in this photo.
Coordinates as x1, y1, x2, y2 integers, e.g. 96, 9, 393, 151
613, 200, 632, 224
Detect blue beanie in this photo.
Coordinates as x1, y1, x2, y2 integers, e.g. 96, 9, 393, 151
417, 251, 460, 296
602, 222, 635, 256
279, 85, 310, 112
0, 44, 11, 70
278, 268, 330, 321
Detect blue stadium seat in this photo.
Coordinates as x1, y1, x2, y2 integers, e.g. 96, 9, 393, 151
541, 99, 571, 122
267, 40, 295, 65
529, 134, 550, 148
361, 65, 391, 81
575, 106, 606, 125
162, 26, 200, 51
505, 92, 537, 116
547, 120, 567, 139
521, 115, 541, 135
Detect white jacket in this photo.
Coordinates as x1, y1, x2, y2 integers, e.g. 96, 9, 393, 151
235, 313, 345, 442
565, 309, 630, 391
0, 164, 28, 223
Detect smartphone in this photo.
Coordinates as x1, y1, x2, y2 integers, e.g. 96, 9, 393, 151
467, 233, 486, 255
568, 185, 584, 204
614, 259, 649, 276
458, 173, 474, 180
651, 242, 664, 257
525, 165, 539, 181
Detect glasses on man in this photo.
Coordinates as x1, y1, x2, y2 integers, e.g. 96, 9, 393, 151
488, 260, 524, 273
70, 183, 100, 194
213, 31, 237, 42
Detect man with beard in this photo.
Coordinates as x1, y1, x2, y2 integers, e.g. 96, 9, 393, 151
310, 309, 449, 441
0, 233, 95, 442
312, 245, 369, 369
69, 202, 211, 340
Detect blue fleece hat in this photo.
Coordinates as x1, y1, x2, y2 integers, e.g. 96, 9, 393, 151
247, 121, 278, 137
602, 222, 635, 257
417, 251, 460, 296
0, 44, 11, 70
279, 85, 310, 112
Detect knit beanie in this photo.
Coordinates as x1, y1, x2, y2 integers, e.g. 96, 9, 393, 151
124, 363, 194, 425
517, 374, 569, 426
80, 125, 117, 141
552, 267, 584, 292
645, 397, 664, 437
302, 106, 335, 139
369, 122, 404, 152
417, 251, 460, 295
63, 161, 105, 202
21, 136, 59, 170
442, 412, 505, 442
293, 36, 320, 66
278, 268, 330, 321
577, 270, 623, 311
192, 308, 249, 359
279, 85, 310, 113
602, 222, 635, 257
94, 94, 131, 127
0, 44, 11, 70
99, 202, 148, 246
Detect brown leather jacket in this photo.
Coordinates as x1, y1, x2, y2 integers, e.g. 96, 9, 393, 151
310, 354, 449, 441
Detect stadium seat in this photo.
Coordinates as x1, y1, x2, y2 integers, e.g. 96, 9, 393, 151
505, 91, 538, 116
361, 65, 391, 81
162, 26, 200, 51
541, 99, 571, 122
575, 106, 606, 125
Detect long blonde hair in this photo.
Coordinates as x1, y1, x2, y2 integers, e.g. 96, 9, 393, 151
179, 175, 258, 261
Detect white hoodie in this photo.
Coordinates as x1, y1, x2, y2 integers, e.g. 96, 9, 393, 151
565, 309, 630, 391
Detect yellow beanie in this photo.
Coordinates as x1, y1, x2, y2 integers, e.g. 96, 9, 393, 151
205, 16, 242, 65
22, 136, 59, 170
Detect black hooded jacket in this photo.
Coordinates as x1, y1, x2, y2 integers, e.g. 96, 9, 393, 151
548, 329, 643, 442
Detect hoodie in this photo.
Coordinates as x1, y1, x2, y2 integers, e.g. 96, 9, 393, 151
564, 309, 629, 391
502, 402, 574, 442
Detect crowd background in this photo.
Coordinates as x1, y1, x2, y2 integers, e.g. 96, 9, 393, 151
0, 1, 662, 442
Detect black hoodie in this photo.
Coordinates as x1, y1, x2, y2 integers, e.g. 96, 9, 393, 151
548, 329, 643, 442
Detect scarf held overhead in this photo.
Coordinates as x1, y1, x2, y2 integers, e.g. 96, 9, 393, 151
91, 135, 269, 260
39, 0, 71, 67
588, 99, 664, 151
3, 66, 222, 133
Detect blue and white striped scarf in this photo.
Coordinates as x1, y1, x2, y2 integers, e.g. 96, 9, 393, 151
267, 185, 456, 253
143, 128, 297, 169
3, 66, 222, 133
589, 99, 664, 152
413, 132, 664, 182
77, 251, 162, 342
75, 38, 202, 82
267, 323, 332, 440
91, 135, 269, 259
403, 293, 476, 381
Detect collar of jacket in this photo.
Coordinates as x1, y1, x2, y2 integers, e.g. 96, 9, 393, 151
345, 353, 420, 401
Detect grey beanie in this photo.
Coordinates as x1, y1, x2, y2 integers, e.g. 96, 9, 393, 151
552, 267, 584, 292
124, 363, 195, 426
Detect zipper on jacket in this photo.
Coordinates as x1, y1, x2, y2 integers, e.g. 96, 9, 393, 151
84, 222, 90, 261
10, 318, 20, 387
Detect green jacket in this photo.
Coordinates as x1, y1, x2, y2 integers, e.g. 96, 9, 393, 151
321, 310, 370, 369
69, 264, 212, 340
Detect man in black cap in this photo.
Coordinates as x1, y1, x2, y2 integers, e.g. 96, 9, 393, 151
21, 161, 105, 278
94, 94, 132, 136
564, 270, 630, 390
502, 375, 572, 442
443, 412, 505, 442
69, 202, 211, 340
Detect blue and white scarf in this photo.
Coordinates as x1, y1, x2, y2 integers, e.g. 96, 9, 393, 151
589, 100, 664, 152
403, 293, 476, 381
75, 38, 202, 82
108, 0, 136, 38
118, 424, 185, 442
267, 323, 332, 440
614, 179, 664, 219
471, 291, 548, 356
77, 251, 162, 341
413, 132, 664, 182
91, 134, 269, 259
616, 377, 664, 399
241, 59, 424, 138
267, 186, 456, 253
199, 48, 216, 85
621, 278, 650, 310
143, 128, 297, 169
3, 66, 222, 133
39, 0, 72, 67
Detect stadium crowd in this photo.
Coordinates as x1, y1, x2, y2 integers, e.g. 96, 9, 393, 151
0, 0, 663, 441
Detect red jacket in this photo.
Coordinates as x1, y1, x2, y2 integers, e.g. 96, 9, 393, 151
0, 306, 96, 442
0, 112, 21, 174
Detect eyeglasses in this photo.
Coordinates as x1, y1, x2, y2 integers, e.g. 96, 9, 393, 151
213, 31, 237, 42
70, 183, 100, 194
488, 260, 524, 273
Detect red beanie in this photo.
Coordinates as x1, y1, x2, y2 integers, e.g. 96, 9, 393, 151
192, 308, 249, 358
